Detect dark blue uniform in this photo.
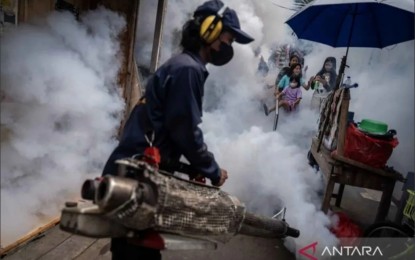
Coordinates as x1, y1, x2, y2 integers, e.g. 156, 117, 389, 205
105, 51, 222, 260
102, 51, 221, 183
103, 0, 255, 257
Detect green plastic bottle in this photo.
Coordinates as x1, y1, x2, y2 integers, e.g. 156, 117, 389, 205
311, 80, 318, 90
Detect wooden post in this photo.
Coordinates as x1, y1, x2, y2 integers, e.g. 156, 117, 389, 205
150, 0, 168, 73
376, 181, 395, 222
321, 166, 336, 213
98, 0, 141, 135
17, 0, 29, 23
122, 0, 141, 117
335, 184, 345, 207
336, 89, 350, 156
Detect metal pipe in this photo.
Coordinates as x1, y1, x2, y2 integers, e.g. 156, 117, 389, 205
64, 172, 301, 240
81, 179, 101, 201
150, 0, 168, 73
95, 176, 138, 211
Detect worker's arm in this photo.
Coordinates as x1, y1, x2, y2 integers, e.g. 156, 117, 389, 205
164, 67, 222, 185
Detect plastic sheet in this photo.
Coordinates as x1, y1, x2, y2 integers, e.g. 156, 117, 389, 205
330, 212, 363, 246
344, 124, 399, 168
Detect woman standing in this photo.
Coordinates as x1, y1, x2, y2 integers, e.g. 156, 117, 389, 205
309, 57, 337, 112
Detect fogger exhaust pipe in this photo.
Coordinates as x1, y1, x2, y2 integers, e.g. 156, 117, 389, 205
95, 176, 138, 211
81, 178, 101, 201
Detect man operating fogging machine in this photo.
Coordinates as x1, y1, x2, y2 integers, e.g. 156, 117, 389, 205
101, 0, 254, 259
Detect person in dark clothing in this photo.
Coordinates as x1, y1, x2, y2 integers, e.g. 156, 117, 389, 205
257, 55, 269, 77
102, 0, 254, 259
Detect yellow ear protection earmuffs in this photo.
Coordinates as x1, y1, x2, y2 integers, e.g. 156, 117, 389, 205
199, 5, 227, 44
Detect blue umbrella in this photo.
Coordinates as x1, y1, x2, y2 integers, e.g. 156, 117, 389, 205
286, 0, 414, 49
286, 0, 414, 83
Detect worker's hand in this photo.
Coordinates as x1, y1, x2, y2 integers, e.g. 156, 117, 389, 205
213, 169, 228, 187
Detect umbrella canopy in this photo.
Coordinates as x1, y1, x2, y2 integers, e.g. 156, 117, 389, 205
286, 0, 414, 49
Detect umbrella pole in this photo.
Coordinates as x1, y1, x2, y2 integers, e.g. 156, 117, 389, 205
335, 3, 357, 90
316, 5, 357, 152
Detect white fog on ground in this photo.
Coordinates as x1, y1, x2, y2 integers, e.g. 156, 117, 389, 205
0, 8, 125, 246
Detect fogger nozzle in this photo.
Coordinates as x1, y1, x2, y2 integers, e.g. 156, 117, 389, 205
95, 176, 138, 211
81, 179, 100, 201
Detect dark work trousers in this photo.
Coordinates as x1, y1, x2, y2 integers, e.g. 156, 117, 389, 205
111, 238, 162, 260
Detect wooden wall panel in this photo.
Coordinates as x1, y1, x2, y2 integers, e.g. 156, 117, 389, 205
18, 0, 55, 23
98, 0, 140, 132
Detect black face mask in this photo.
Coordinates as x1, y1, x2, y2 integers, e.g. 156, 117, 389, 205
209, 41, 234, 66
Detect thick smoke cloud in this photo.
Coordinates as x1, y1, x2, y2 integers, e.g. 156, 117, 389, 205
1, 0, 413, 256
0, 8, 126, 246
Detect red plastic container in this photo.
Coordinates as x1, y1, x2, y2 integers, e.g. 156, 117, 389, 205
344, 124, 399, 168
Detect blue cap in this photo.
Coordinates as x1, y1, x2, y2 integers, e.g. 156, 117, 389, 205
194, 0, 254, 44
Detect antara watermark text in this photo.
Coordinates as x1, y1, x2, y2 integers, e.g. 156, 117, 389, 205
322, 245, 383, 257
299, 241, 383, 259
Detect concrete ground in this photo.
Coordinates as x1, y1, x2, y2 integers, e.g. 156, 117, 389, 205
162, 235, 295, 260
330, 184, 398, 229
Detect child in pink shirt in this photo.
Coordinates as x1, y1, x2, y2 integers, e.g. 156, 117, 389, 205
277, 75, 302, 111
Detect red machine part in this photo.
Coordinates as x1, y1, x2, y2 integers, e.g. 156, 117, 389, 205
143, 146, 161, 168
127, 230, 165, 250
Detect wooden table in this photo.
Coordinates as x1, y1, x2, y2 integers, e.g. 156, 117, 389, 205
310, 137, 404, 222
310, 89, 404, 222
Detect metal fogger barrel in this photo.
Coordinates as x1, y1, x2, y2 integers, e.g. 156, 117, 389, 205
60, 159, 299, 243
